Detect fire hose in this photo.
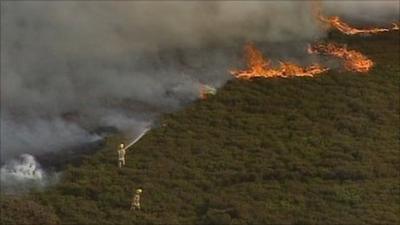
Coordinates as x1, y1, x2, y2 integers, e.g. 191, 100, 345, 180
124, 128, 150, 151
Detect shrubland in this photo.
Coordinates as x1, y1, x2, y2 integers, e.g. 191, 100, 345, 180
1, 31, 399, 225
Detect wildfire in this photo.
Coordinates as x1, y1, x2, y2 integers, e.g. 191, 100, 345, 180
199, 84, 217, 99
310, 0, 398, 35
308, 42, 374, 73
319, 16, 399, 35
230, 43, 328, 80
229, 2, 393, 81
311, 1, 398, 35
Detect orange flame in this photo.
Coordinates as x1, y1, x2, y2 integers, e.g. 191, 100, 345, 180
311, 1, 398, 35
308, 42, 374, 73
199, 84, 216, 99
230, 2, 388, 81
230, 43, 328, 79
320, 16, 397, 35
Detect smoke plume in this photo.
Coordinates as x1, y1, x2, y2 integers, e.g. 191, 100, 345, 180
1, 1, 398, 187
0, 154, 59, 193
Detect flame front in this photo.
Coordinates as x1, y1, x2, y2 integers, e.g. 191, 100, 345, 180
230, 43, 328, 80
320, 16, 398, 35
308, 42, 374, 73
230, 3, 393, 81
311, 1, 398, 35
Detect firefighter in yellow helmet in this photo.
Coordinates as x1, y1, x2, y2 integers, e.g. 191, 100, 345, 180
117, 143, 126, 168
130, 188, 142, 211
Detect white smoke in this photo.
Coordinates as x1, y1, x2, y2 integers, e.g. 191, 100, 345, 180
2, 116, 101, 160
1, 1, 323, 162
1, 1, 398, 190
100, 113, 152, 136
0, 154, 58, 193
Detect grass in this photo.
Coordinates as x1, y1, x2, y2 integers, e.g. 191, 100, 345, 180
1, 31, 399, 225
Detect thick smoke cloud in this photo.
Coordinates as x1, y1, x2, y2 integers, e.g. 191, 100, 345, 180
1, 1, 398, 164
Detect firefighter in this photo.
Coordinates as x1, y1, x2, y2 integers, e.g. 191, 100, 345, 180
130, 188, 142, 211
117, 143, 126, 168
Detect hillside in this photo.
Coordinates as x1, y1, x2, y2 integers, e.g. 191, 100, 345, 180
2, 32, 399, 225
